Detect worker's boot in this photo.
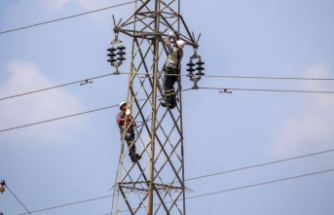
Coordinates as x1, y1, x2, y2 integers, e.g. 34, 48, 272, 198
161, 96, 176, 109
129, 148, 141, 162
135, 154, 142, 161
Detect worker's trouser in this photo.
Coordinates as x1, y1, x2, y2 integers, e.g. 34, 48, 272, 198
164, 67, 179, 105
122, 130, 137, 160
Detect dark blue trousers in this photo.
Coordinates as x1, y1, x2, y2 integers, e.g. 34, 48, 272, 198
164, 67, 179, 105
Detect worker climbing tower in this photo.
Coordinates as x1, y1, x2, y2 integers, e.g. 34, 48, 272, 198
109, 1, 204, 214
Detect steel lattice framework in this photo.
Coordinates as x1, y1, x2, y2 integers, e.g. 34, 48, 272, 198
111, 1, 202, 214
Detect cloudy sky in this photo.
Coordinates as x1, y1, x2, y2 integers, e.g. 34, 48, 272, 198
1, 0, 334, 214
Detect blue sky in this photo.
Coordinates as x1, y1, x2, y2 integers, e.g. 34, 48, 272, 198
1, 0, 334, 214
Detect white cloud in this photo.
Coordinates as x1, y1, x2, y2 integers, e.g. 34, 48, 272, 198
0, 61, 86, 145
271, 63, 334, 156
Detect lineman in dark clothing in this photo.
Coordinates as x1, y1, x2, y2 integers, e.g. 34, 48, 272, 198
116, 102, 141, 162
162, 32, 185, 109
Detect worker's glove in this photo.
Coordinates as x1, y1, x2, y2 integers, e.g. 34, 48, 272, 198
125, 109, 131, 116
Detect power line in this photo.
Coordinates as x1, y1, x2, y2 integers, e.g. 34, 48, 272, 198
0, 95, 158, 133
115, 72, 334, 81
17, 195, 112, 215
198, 74, 334, 81
185, 149, 334, 181
0, 73, 113, 101
0, 95, 156, 133
200, 86, 334, 95
16, 150, 334, 214
0, 1, 136, 35
5, 183, 32, 215
186, 168, 334, 200
0, 105, 117, 133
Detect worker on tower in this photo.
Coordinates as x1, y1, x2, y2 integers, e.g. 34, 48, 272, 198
116, 102, 141, 162
162, 31, 185, 109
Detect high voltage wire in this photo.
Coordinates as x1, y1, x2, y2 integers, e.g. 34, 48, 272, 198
17, 195, 113, 215
17, 165, 334, 215
0, 1, 136, 35
5, 184, 32, 215
1, 72, 334, 102
119, 72, 334, 81
200, 86, 334, 95
0, 105, 117, 133
185, 149, 334, 181
109, 72, 334, 81
0, 73, 113, 101
185, 168, 334, 200
0, 96, 152, 133
199, 74, 334, 81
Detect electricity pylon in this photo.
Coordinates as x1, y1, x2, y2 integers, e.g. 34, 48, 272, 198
109, 1, 204, 214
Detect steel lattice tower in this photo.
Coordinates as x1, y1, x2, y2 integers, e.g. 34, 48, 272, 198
110, 1, 203, 214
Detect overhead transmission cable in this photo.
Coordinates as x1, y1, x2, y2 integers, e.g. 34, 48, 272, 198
0, 73, 113, 101
1, 72, 334, 102
0, 1, 136, 35
196, 74, 334, 81
0, 105, 118, 133
185, 149, 334, 181
119, 72, 334, 81
0, 96, 155, 133
16, 150, 334, 215
5, 183, 32, 215
200, 86, 334, 95
17, 195, 112, 215
186, 168, 334, 200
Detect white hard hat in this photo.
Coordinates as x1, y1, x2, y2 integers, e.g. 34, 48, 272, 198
119, 102, 126, 109
176, 40, 185, 49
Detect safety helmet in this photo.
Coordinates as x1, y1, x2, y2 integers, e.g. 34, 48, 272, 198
119, 102, 126, 109
176, 40, 185, 49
